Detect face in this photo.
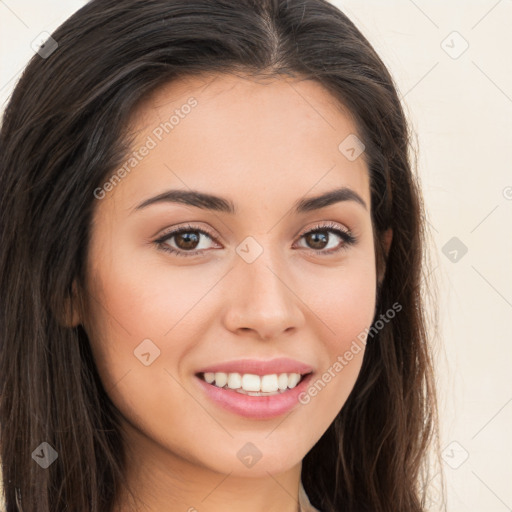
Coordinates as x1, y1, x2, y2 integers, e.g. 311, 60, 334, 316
78, 72, 379, 484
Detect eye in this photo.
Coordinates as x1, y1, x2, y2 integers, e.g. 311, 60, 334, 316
154, 224, 219, 257
294, 221, 357, 255
154, 221, 357, 258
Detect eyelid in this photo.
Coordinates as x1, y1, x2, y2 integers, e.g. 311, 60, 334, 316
154, 220, 357, 257
154, 223, 221, 256
293, 221, 357, 254
296, 220, 351, 239
155, 221, 352, 242
155, 223, 218, 243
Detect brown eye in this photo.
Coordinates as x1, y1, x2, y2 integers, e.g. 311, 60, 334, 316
155, 224, 219, 257
296, 222, 357, 255
174, 231, 200, 250
304, 231, 329, 250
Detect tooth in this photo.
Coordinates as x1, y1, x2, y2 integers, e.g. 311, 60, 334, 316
241, 374, 260, 392
287, 373, 300, 388
214, 372, 228, 388
277, 373, 288, 390
260, 374, 279, 392
206, 371, 304, 391
227, 372, 242, 389
245, 390, 280, 396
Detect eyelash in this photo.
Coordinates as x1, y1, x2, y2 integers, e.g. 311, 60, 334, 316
154, 221, 357, 258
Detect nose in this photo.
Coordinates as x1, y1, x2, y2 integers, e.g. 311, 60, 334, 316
222, 246, 305, 340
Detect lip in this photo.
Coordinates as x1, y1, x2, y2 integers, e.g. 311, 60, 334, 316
194, 357, 313, 376
194, 371, 314, 420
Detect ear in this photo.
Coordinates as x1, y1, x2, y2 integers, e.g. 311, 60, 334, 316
382, 228, 393, 258
57, 279, 83, 328
377, 228, 393, 287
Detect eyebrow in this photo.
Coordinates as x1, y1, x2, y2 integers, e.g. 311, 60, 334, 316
133, 186, 368, 214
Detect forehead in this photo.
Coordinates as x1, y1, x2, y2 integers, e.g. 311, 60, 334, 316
113, 72, 370, 214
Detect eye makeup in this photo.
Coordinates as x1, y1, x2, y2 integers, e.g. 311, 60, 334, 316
153, 221, 357, 258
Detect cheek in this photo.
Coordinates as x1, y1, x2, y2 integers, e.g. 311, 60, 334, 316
318, 266, 377, 342
82, 259, 201, 441
296, 246, 377, 347
82, 241, 220, 388
292, 256, 377, 424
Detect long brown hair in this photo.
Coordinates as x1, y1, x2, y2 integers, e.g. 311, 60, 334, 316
0, 0, 443, 510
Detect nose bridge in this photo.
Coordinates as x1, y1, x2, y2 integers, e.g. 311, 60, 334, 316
222, 234, 304, 338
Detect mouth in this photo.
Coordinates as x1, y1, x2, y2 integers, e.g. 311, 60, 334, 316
196, 371, 313, 396
194, 370, 314, 419
193, 357, 315, 419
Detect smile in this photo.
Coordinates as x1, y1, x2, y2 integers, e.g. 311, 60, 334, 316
195, 371, 314, 419
198, 371, 306, 395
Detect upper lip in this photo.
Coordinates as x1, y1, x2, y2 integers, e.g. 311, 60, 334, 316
195, 357, 314, 377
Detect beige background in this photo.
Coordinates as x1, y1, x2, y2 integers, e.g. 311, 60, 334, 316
1, 1, 511, 511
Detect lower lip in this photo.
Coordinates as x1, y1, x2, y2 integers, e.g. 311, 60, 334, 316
195, 373, 314, 420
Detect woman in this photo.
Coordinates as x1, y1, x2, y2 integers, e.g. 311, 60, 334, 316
0, 0, 443, 511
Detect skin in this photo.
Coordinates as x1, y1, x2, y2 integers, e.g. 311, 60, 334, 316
71, 72, 392, 512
